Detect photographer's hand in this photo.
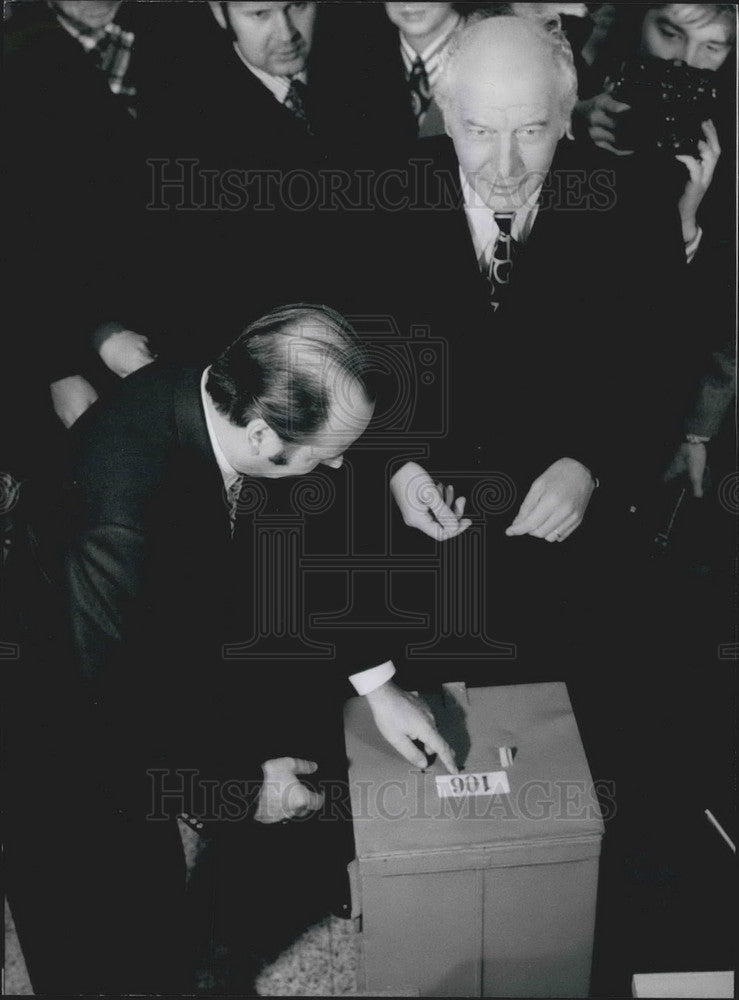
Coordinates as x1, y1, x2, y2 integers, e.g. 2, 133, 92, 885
663, 441, 708, 498
573, 91, 633, 156
676, 120, 721, 247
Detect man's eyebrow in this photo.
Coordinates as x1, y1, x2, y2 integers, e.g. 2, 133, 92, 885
655, 14, 686, 35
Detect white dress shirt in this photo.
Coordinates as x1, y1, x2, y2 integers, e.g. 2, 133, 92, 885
459, 168, 542, 269
200, 369, 395, 695
459, 166, 702, 265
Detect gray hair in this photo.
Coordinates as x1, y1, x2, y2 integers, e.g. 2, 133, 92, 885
436, 12, 579, 124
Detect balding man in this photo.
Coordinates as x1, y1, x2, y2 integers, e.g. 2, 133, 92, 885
6, 304, 455, 995
324, 13, 698, 659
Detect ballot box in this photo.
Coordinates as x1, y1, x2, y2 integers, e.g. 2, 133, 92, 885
344, 681, 604, 998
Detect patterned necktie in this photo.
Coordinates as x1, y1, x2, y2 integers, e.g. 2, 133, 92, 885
408, 56, 431, 123
284, 78, 310, 130
486, 212, 518, 312
226, 475, 245, 539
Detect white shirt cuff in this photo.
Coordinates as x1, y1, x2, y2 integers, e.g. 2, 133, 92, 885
685, 226, 703, 264
348, 661, 396, 696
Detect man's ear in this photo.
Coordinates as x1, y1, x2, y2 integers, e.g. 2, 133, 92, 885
208, 0, 227, 30
563, 116, 574, 141
245, 419, 283, 459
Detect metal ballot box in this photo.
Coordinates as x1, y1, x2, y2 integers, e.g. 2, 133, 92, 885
344, 681, 604, 998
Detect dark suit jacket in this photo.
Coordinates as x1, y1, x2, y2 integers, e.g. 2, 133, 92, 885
316, 136, 700, 510
311, 1, 418, 146
139, 2, 362, 168
133, 3, 335, 362
63, 362, 393, 817
2, 1, 157, 387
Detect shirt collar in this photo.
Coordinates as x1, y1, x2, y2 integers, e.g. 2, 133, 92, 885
232, 43, 307, 104
399, 11, 461, 69
459, 167, 542, 264
201, 368, 241, 488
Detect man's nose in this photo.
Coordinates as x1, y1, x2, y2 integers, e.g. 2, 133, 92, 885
496, 135, 524, 180
277, 9, 300, 43
322, 456, 344, 470
684, 41, 707, 69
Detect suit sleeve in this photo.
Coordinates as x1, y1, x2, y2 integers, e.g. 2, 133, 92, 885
66, 522, 266, 821
684, 338, 736, 439
555, 166, 701, 499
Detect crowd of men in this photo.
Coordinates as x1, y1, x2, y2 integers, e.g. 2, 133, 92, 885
2, 2, 736, 995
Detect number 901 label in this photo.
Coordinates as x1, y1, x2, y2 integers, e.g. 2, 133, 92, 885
435, 770, 510, 798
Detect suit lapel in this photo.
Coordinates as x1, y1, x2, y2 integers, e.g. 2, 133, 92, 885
429, 140, 492, 319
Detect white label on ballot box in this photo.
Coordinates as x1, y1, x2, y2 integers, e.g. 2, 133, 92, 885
435, 771, 510, 798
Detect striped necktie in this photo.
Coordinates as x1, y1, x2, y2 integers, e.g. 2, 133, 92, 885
486, 212, 517, 312
408, 56, 431, 123
226, 475, 245, 539
284, 77, 310, 131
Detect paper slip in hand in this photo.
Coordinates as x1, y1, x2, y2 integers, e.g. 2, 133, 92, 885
435, 771, 510, 798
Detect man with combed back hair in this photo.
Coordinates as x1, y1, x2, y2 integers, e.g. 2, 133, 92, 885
5, 304, 456, 995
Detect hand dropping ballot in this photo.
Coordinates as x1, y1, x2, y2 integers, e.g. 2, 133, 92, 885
430, 681, 515, 798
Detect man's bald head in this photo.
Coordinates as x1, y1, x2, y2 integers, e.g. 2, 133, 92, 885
436, 15, 578, 211
436, 15, 578, 125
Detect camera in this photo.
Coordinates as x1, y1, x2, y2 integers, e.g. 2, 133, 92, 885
608, 57, 718, 156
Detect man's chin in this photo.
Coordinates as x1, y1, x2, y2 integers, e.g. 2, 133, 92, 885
472, 175, 544, 212
486, 192, 520, 213
269, 55, 307, 78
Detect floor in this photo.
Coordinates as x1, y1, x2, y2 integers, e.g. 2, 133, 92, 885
4, 820, 363, 997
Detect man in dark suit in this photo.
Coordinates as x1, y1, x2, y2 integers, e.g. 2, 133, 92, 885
2, 0, 170, 437
323, 15, 697, 603
273, 14, 704, 768
5, 304, 455, 994
314, 18, 706, 990
144, 0, 323, 166
134, 2, 331, 367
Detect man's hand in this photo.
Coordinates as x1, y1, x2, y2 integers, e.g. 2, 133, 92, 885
365, 680, 457, 773
506, 457, 595, 542
664, 441, 708, 498
676, 120, 721, 245
390, 461, 471, 542
98, 329, 156, 378
254, 757, 325, 824
573, 91, 633, 156
50, 374, 99, 428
